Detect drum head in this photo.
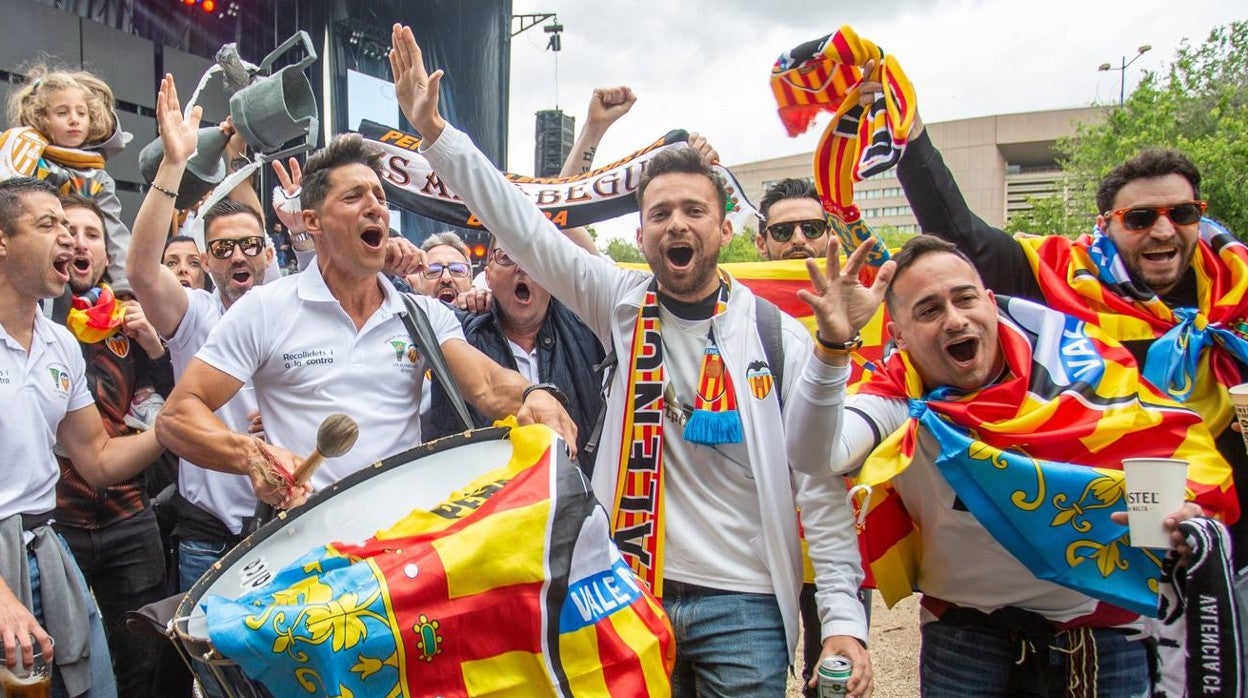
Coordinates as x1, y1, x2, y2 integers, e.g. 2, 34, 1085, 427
177, 427, 513, 640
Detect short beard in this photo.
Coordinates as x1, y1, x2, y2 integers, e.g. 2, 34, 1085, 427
70, 273, 104, 296
646, 247, 720, 298
1125, 243, 1197, 295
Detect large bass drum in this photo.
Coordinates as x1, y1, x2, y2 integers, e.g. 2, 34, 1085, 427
171, 427, 514, 698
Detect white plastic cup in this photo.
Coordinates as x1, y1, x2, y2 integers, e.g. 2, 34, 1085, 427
1227, 383, 1248, 454
1121, 458, 1188, 549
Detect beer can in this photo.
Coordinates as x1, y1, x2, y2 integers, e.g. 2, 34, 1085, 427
817, 655, 852, 697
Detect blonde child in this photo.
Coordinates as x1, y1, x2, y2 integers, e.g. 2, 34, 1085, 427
0, 66, 131, 284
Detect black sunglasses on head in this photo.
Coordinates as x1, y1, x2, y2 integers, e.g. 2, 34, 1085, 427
764, 218, 829, 243
1104, 201, 1206, 232
206, 236, 265, 259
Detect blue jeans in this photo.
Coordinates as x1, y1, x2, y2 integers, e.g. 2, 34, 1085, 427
921, 619, 1151, 697
663, 580, 788, 698
178, 538, 232, 593
28, 543, 117, 698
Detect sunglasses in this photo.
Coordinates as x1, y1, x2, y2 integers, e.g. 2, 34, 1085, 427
421, 262, 471, 279
489, 248, 516, 267
206, 236, 265, 259
764, 218, 829, 243
1104, 201, 1206, 232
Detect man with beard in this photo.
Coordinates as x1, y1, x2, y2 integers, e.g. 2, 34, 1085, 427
413, 231, 473, 303
0, 177, 165, 697
755, 178, 832, 261
788, 234, 1237, 695
125, 76, 271, 591
51, 196, 171, 697
391, 24, 872, 696
882, 93, 1248, 567
426, 239, 606, 474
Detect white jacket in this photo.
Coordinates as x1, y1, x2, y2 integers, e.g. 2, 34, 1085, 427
421, 125, 867, 659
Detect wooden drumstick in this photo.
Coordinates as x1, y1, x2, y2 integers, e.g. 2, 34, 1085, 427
293, 413, 359, 486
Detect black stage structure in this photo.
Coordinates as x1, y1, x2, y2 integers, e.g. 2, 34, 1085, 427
2, 0, 511, 243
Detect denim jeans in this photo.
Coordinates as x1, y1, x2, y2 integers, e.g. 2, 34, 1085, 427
56, 509, 168, 698
663, 580, 788, 698
27, 541, 117, 698
178, 537, 233, 593
920, 619, 1151, 697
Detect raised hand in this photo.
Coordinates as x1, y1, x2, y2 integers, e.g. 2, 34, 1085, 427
797, 235, 896, 346
271, 157, 304, 232
383, 236, 424, 276
389, 24, 445, 140
687, 132, 720, 167
155, 74, 202, 166
587, 86, 636, 129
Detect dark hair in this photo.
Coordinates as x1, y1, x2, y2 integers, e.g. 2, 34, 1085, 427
1096, 149, 1201, 215
301, 133, 385, 212
884, 234, 978, 313
163, 234, 199, 254
635, 146, 728, 216
203, 199, 263, 236
59, 194, 105, 226
759, 178, 819, 223
0, 177, 58, 236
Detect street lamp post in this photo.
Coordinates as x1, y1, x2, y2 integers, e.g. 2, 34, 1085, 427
1098, 44, 1152, 106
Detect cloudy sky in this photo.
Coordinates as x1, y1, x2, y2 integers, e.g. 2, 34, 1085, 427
504, 0, 1243, 240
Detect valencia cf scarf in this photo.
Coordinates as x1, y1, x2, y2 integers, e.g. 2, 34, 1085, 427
852, 296, 1239, 615
1155, 517, 1244, 698
66, 283, 125, 344
1018, 219, 1248, 436
611, 279, 741, 599
770, 26, 916, 278
0, 126, 106, 180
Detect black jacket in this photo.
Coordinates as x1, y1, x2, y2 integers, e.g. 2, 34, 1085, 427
426, 298, 606, 476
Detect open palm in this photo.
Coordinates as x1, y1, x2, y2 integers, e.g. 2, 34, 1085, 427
797, 235, 896, 344
155, 74, 201, 166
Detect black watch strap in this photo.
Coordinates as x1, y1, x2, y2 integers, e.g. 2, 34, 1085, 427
522, 382, 568, 406
815, 332, 863, 351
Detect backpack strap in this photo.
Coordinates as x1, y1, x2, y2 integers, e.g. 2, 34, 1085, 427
754, 296, 785, 409
400, 293, 474, 431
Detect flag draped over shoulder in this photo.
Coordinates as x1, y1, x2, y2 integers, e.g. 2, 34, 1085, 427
851, 296, 1239, 616
204, 424, 675, 697
770, 26, 916, 278
1018, 218, 1248, 437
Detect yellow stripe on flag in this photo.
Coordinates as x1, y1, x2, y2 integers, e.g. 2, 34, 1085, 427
461, 650, 553, 697
556, 624, 611, 696
434, 500, 552, 597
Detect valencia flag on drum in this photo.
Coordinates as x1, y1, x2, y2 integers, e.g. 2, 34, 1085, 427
204, 423, 675, 696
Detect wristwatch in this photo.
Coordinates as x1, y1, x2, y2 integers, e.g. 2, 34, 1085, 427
522, 382, 569, 406
815, 332, 863, 352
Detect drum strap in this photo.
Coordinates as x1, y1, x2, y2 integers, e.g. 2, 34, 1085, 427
400, 293, 474, 431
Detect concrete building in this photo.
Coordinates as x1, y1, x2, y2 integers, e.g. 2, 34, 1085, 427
731, 107, 1105, 233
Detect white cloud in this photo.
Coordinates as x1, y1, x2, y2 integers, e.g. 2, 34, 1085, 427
507, 0, 1245, 240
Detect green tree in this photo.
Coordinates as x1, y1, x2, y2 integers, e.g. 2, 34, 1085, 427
721, 230, 762, 263
604, 237, 645, 263
872, 224, 918, 249
1056, 20, 1248, 237
1004, 194, 1086, 239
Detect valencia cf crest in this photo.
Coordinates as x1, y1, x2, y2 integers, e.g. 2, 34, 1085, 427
746, 360, 774, 400
104, 334, 130, 358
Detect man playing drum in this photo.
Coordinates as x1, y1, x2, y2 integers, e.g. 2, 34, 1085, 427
157, 130, 578, 509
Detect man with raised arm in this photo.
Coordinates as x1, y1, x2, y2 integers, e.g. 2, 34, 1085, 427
390, 24, 876, 696
789, 233, 1237, 695
124, 76, 275, 590
156, 125, 578, 510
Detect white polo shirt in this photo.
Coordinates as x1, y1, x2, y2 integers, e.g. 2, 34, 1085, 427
0, 314, 93, 521
166, 287, 258, 535
196, 263, 464, 489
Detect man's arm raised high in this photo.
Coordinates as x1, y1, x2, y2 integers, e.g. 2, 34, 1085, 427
125, 75, 200, 339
